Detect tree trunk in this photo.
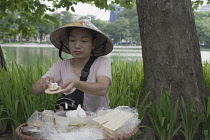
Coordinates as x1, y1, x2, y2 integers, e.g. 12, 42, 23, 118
40, 33, 43, 43
0, 46, 7, 70
136, 0, 210, 139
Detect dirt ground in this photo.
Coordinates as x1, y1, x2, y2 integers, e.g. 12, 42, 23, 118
0, 130, 17, 140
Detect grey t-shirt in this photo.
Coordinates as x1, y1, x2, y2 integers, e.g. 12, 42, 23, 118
42, 57, 112, 112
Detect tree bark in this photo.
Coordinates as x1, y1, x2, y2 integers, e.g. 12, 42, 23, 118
136, 0, 210, 139
0, 46, 7, 70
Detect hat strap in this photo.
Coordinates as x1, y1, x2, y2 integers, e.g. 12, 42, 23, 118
102, 40, 107, 52
59, 41, 70, 60
59, 41, 64, 60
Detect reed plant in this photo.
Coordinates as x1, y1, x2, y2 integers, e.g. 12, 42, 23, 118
179, 97, 203, 140
203, 61, 210, 89
0, 60, 60, 133
148, 92, 181, 140
0, 104, 7, 133
200, 97, 210, 139
0, 57, 210, 139
110, 58, 144, 107
109, 58, 148, 120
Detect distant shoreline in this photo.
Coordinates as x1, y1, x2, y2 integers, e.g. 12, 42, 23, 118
0, 43, 54, 48
0, 43, 142, 48
1, 43, 209, 50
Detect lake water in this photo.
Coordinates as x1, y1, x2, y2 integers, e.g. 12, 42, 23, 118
1, 44, 210, 66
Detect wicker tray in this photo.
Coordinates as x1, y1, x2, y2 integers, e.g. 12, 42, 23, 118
16, 123, 139, 140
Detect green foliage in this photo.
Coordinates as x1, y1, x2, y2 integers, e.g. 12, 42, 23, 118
91, 19, 109, 33
109, 58, 143, 108
107, 17, 131, 44
203, 61, 210, 89
192, 0, 210, 10
0, 61, 60, 132
1, 0, 210, 43
109, 57, 149, 120
34, 21, 54, 43
148, 92, 181, 140
105, 7, 140, 45
180, 97, 203, 140
194, 11, 210, 47
118, 7, 140, 44
0, 105, 7, 133
201, 97, 210, 139
192, 1, 204, 10
0, 0, 54, 38
52, 11, 73, 27
0, 0, 136, 38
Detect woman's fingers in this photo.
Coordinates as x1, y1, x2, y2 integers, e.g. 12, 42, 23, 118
41, 76, 54, 89
62, 79, 73, 88
62, 83, 74, 93
61, 79, 78, 93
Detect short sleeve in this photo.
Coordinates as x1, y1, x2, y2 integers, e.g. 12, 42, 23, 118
42, 61, 62, 83
96, 57, 112, 81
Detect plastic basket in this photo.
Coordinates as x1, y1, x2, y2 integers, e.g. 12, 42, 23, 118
16, 123, 139, 140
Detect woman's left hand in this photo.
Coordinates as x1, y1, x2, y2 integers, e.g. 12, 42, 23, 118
61, 78, 79, 93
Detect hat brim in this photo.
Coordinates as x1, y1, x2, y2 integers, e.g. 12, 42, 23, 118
50, 24, 113, 56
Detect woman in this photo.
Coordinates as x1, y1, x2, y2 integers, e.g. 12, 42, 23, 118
32, 20, 113, 112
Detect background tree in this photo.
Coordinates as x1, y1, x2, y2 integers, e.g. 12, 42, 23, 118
0, 0, 135, 38
91, 19, 109, 34
79, 15, 97, 21
115, 17, 131, 44
105, 17, 130, 44
105, 22, 119, 44
53, 11, 73, 28
35, 22, 54, 43
194, 11, 210, 48
118, 7, 141, 45
0, 0, 59, 39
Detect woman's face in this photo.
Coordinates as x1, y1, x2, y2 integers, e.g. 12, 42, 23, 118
68, 28, 94, 59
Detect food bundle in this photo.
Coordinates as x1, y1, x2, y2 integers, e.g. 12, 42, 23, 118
21, 106, 140, 140
44, 82, 63, 94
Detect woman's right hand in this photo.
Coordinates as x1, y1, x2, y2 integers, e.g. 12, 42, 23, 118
40, 76, 54, 89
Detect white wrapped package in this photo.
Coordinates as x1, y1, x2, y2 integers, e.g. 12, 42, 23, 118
91, 106, 140, 137
66, 105, 86, 118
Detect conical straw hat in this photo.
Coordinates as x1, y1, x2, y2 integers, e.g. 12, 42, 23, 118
50, 20, 113, 56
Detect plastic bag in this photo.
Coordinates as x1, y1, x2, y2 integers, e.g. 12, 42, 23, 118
27, 110, 43, 127
39, 122, 58, 139
47, 127, 104, 140
42, 110, 54, 123
27, 110, 55, 127
54, 110, 96, 126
